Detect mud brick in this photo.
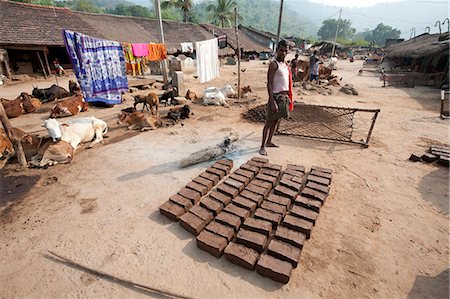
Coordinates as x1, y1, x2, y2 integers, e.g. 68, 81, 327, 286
200, 171, 220, 185
310, 170, 333, 180
295, 195, 322, 213
210, 190, 233, 206
267, 194, 292, 209
217, 183, 240, 198
216, 159, 234, 168
235, 168, 255, 180
232, 196, 258, 212
252, 179, 273, 190
307, 174, 331, 186
159, 201, 186, 221
274, 185, 298, 200
186, 181, 208, 196
261, 201, 287, 217
254, 208, 283, 228
193, 176, 214, 191
224, 242, 259, 270
438, 156, 450, 166
247, 160, 266, 168
260, 168, 281, 178
306, 181, 330, 194
169, 194, 193, 211
255, 173, 278, 186
282, 215, 313, 238
421, 153, 437, 163
213, 163, 231, 175
179, 212, 207, 235
224, 204, 251, 221
302, 187, 328, 203
286, 164, 305, 173
409, 153, 422, 162
290, 175, 304, 185
274, 226, 306, 248
229, 173, 251, 185
215, 212, 242, 232
246, 183, 270, 198
240, 163, 260, 175
224, 178, 245, 192
311, 166, 332, 174
205, 221, 235, 241
239, 190, 264, 205
263, 163, 282, 171
289, 205, 319, 224
279, 178, 302, 192
284, 168, 304, 177
178, 187, 201, 204
282, 173, 294, 180
199, 196, 223, 215
267, 239, 301, 268
242, 217, 272, 236
189, 205, 214, 223
207, 167, 226, 179
256, 254, 293, 284
236, 229, 268, 252
196, 230, 228, 258
251, 156, 269, 164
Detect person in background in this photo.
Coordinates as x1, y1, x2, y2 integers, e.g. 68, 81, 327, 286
309, 50, 322, 83
290, 53, 299, 80
53, 58, 65, 76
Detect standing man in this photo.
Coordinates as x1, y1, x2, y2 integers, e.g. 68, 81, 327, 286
309, 50, 322, 82
290, 53, 299, 81
260, 40, 292, 156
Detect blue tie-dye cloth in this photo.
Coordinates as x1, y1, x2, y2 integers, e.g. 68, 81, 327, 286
63, 30, 128, 105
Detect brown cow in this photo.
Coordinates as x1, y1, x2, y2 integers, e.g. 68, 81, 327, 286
118, 111, 162, 131
319, 65, 333, 79
30, 140, 73, 168
16, 92, 41, 113
1, 98, 24, 118
68, 80, 82, 96
133, 92, 159, 115
0, 127, 32, 168
49, 95, 88, 118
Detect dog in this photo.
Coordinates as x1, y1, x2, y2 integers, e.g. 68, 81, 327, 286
239, 85, 253, 98
159, 87, 178, 106
167, 105, 190, 122
133, 92, 159, 115
185, 90, 197, 101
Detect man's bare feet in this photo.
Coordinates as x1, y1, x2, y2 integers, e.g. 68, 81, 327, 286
266, 142, 279, 148
259, 147, 267, 156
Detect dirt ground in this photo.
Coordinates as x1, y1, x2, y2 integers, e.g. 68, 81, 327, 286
0, 56, 448, 299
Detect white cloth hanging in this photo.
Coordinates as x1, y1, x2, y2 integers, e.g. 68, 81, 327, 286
181, 42, 194, 53
195, 38, 219, 84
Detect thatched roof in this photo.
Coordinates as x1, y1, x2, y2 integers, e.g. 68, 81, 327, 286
385, 33, 449, 58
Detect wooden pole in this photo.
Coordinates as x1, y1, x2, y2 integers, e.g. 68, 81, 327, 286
154, 0, 169, 84
36, 51, 47, 78
43, 48, 52, 77
331, 8, 342, 58
275, 0, 284, 48
234, 7, 241, 100
0, 104, 27, 167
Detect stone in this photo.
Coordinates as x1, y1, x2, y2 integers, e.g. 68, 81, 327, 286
240, 163, 260, 175
306, 181, 330, 194
409, 153, 422, 162
229, 173, 250, 185
286, 164, 305, 173
178, 187, 201, 204
199, 196, 223, 215
260, 168, 281, 178
179, 212, 207, 235
279, 179, 302, 192
206, 167, 226, 179
261, 201, 287, 217
217, 159, 233, 168
210, 190, 233, 206
224, 178, 245, 192
224, 204, 251, 221
236, 229, 268, 252
189, 205, 214, 223
213, 163, 231, 175
232, 196, 258, 212
307, 175, 331, 186
301, 187, 328, 203
217, 183, 240, 198
169, 194, 193, 211
266, 194, 292, 209
311, 166, 332, 174
274, 226, 306, 248
256, 254, 293, 284
255, 173, 278, 186
193, 176, 214, 191
274, 185, 298, 200
200, 171, 220, 185
205, 221, 235, 241
254, 208, 283, 228
310, 170, 333, 180
159, 201, 186, 221
294, 195, 322, 213
242, 217, 272, 236
267, 239, 302, 267
289, 205, 319, 224
186, 181, 208, 196
215, 212, 242, 232
246, 183, 270, 198
252, 179, 273, 190
224, 242, 259, 270
421, 153, 437, 163
251, 157, 269, 164
235, 169, 255, 179
196, 230, 228, 258
240, 190, 264, 205
282, 215, 313, 238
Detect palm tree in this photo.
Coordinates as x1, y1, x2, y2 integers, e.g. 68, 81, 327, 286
161, 0, 193, 23
206, 0, 237, 28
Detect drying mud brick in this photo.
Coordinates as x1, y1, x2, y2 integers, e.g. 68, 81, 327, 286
215, 212, 242, 232
240, 190, 264, 205
224, 204, 251, 221
213, 163, 231, 175
255, 173, 278, 187
282, 215, 313, 239
179, 212, 207, 235
189, 205, 214, 223
302, 187, 328, 203
196, 230, 228, 258
261, 201, 287, 217
159, 201, 186, 221
210, 190, 233, 206
267, 194, 292, 209
217, 183, 240, 198
290, 205, 319, 224
279, 179, 302, 192
232, 196, 258, 212
263, 163, 283, 171
283, 169, 305, 178
206, 167, 226, 179
247, 160, 266, 168
217, 159, 234, 168
438, 156, 450, 166
267, 239, 302, 268
169, 194, 193, 211
286, 164, 305, 173
409, 153, 422, 162
254, 208, 283, 228
224, 242, 260, 270
256, 254, 293, 284
295, 195, 322, 213
274, 185, 298, 200
199, 196, 224, 215
205, 221, 235, 241
274, 226, 306, 248
224, 178, 246, 192
242, 217, 273, 236
307, 174, 331, 186
236, 229, 268, 252
186, 181, 208, 196
421, 153, 437, 163
282, 173, 294, 181
246, 183, 270, 198
252, 179, 273, 190
260, 168, 281, 178
311, 170, 333, 180
193, 176, 214, 191
290, 175, 304, 185
306, 181, 330, 194
311, 166, 332, 174
178, 187, 201, 204
200, 171, 220, 185
251, 157, 269, 164
240, 163, 260, 175
235, 169, 255, 180
229, 173, 251, 185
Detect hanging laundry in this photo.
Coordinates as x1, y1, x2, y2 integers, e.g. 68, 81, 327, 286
122, 42, 139, 76
147, 44, 167, 61
131, 43, 150, 57
217, 35, 227, 49
181, 42, 194, 53
195, 38, 219, 84
63, 30, 128, 105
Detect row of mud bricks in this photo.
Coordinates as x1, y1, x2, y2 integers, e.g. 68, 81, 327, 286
159, 157, 332, 284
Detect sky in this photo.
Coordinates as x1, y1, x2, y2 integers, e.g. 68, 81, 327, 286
309, 0, 427, 7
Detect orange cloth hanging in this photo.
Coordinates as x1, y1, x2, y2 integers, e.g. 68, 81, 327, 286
288, 65, 294, 111
147, 44, 167, 61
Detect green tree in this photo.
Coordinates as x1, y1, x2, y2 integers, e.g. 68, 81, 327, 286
365, 23, 401, 47
161, 0, 193, 22
11, 0, 54, 4
318, 18, 356, 40
74, 0, 103, 13
206, 0, 237, 28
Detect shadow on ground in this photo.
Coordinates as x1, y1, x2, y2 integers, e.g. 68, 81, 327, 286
418, 167, 449, 215
407, 268, 449, 299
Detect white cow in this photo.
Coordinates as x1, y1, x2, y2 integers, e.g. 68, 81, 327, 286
203, 84, 236, 108
43, 116, 108, 149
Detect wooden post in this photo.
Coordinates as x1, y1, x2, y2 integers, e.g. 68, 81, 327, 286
234, 7, 241, 100
275, 0, 284, 47
36, 51, 47, 78
0, 104, 27, 167
43, 48, 52, 77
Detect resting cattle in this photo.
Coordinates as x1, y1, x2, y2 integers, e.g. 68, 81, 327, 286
32, 85, 69, 103
203, 84, 236, 108
30, 140, 73, 168
16, 92, 41, 113
319, 65, 333, 79
0, 127, 32, 168
43, 117, 108, 149
50, 95, 88, 118
68, 80, 81, 96
118, 111, 162, 131
1, 98, 24, 118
